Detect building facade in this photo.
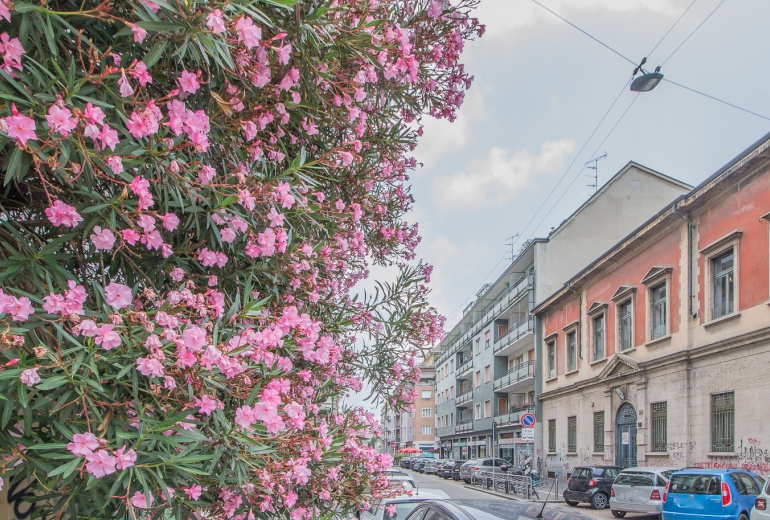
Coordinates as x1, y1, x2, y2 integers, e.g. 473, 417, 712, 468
434, 163, 691, 469
535, 132, 770, 479
381, 360, 436, 455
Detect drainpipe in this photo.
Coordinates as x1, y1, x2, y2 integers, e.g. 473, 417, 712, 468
671, 200, 696, 319
567, 283, 582, 361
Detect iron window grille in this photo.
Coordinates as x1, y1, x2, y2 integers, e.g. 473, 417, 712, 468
651, 401, 667, 452
594, 411, 604, 452
548, 419, 556, 452
568, 416, 577, 452
711, 392, 735, 452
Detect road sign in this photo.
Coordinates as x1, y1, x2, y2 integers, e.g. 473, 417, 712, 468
522, 428, 534, 441
520, 413, 536, 428
389, 442, 396, 448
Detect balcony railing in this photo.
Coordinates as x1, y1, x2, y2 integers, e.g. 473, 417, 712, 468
494, 316, 533, 354
493, 361, 535, 391
456, 357, 474, 377
456, 420, 473, 433
436, 271, 534, 365
456, 390, 473, 406
494, 405, 535, 426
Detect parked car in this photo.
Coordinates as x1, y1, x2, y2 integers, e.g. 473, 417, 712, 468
752, 475, 770, 520
426, 459, 449, 475
358, 488, 449, 520
459, 458, 520, 484
400, 458, 412, 469
382, 469, 416, 489
663, 468, 765, 520
413, 458, 430, 473
440, 460, 456, 479
609, 466, 678, 518
563, 465, 622, 510
403, 499, 597, 520
451, 460, 466, 480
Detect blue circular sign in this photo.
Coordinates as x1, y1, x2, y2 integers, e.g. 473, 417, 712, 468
520, 413, 536, 428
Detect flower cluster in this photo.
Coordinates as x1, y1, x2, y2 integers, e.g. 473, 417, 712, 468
0, 0, 482, 517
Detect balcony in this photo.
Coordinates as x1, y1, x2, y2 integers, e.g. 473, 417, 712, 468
494, 405, 535, 427
493, 361, 535, 392
456, 357, 474, 379
456, 420, 473, 433
456, 390, 473, 406
494, 316, 534, 357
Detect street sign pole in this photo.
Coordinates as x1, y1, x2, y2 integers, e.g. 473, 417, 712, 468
492, 421, 498, 458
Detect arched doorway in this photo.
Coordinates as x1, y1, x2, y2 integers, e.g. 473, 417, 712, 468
616, 403, 637, 468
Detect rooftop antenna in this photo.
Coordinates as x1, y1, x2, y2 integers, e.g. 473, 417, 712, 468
505, 233, 521, 262
585, 152, 607, 193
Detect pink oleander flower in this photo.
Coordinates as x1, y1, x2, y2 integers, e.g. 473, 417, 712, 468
178, 70, 200, 94
95, 324, 121, 350
185, 484, 203, 500
114, 446, 137, 470
117, 71, 134, 97
130, 491, 153, 508
169, 267, 185, 282
90, 226, 116, 251
206, 9, 225, 34
46, 104, 77, 136
45, 200, 83, 227
0, 292, 34, 322
136, 357, 164, 378
85, 450, 117, 478
67, 432, 99, 457
129, 23, 147, 43
159, 213, 179, 232
4, 109, 35, 146
122, 228, 140, 245
236, 16, 261, 49
131, 60, 152, 86
19, 368, 40, 387
106, 156, 123, 174
182, 325, 207, 351
104, 282, 132, 310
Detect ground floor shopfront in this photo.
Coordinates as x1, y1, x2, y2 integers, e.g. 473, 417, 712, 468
438, 427, 535, 467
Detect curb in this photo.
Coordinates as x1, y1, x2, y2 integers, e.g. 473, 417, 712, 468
462, 485, 521, 501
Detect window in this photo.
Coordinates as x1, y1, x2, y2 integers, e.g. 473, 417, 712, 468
651, 401, 667, 452
711, 391, 734, 452
592, 314, 605, 361
593, 411, 604, 452
421, 390, 431, 399
651, 283, 667, 339
484, 365, 491, 383
484, 400, 491, 418
700, 230, 741, 322
475, 338, 481, 354
545, 341, 556, 377
568, 416, 577, 452
566, 331, 577, 372
475, 370, 481, 388
422, 425, 432, 435
451, 413, 454, 425
422, 408, 431, 417
485, 330, 491, 349
712, 250, 735, 319
548, 419, 556, 452
618, 300, 633, 351
475, 404, 481, 420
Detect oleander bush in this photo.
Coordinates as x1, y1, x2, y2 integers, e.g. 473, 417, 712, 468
0, 0, 481, 517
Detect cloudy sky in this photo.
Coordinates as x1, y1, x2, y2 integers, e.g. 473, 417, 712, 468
410, 0, 770, 330
349, 0, 770, 412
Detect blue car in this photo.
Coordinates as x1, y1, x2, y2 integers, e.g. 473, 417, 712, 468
663, 468, 766, 520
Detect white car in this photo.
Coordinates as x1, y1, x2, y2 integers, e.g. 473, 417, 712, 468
383, 469, 416, 489
751, 476, 770, 520
359, 487, 449, 520
609, 466, 678, 518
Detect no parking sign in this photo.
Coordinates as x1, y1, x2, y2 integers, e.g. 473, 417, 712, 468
520, 413, 536, 428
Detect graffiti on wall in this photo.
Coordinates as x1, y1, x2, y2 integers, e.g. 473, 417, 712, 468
692, 438, 770, 474
4, 477, 47, 520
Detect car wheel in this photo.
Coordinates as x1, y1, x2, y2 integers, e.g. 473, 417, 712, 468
611, 510, 626, 518
564, 499, 579, 507
737, 514, 748, 520
591, 492, 609, 510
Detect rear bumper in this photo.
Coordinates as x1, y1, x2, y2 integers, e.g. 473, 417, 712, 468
563, 489, 596, 503
662, 511, 735, 520
610, 498, 662, 514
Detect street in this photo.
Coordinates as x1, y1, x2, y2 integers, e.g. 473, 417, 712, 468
403, 468, 661, 520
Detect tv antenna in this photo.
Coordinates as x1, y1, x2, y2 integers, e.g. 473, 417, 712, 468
505, 233, 521, 262
585, 152, 607, 192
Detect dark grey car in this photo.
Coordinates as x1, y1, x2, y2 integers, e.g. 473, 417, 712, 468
404, 499, 597, 519
563, 465, 622, 510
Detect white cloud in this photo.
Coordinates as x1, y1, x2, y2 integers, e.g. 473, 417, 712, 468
433, 139, 576, 209
413, 86, 489, 169
476, 0, 681, 37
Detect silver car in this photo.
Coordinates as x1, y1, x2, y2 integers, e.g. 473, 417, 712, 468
610, 466, 678, 518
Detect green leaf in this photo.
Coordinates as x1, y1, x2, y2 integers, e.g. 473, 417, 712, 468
47, 457, 82, 478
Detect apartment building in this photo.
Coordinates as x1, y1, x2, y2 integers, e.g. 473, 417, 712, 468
381, 359, 437, 455
434, 162, 691, 468
535, 131, 770, 477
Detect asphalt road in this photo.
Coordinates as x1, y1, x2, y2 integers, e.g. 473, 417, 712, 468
403, 468, 661, 520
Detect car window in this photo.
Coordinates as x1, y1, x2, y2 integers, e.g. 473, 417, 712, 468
656, 475, 668, 487
606, 468, 619, 479
593, 468, 605, 477
735, 473, 760, 495
756, 475, 766, 489
404, 507, 427, 520
422, 509, 448, 520
614, 472, 655, 486
384, 502, 425, 519
493, 459, 505, 467
661, 470, 677, 481
572, 468, 587, 479
669, 474, 721, 495
482, 459, 493, 466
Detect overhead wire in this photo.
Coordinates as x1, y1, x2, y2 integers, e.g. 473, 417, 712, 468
660, 0, 726, 67
525, 92, 642, 243
645, 0, 698, 59
661, 78, 770, 122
